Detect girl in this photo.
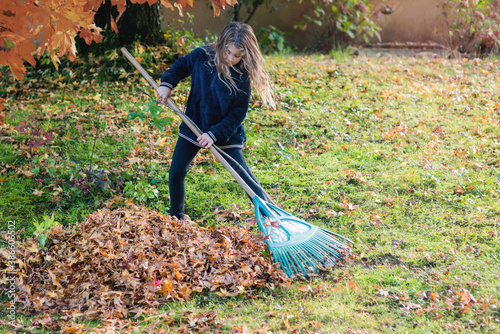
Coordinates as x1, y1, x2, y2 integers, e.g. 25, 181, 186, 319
157, 22, 275, 220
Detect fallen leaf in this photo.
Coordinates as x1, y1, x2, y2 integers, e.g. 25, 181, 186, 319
1, 205, 290, 319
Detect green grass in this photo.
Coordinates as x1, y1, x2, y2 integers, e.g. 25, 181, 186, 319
1, 51, 500, 333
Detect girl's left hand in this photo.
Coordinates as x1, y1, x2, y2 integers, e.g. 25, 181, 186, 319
197, 133, 214, 149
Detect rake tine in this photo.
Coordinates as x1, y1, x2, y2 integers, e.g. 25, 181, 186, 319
281, 247, 302, 277
290, 246, 310, 271
317, 232, 349, 254
271, 230, 352, 278
290, 244, 320, 273
288, 248, 308, 276
323, 229, 355, 245
271, 249, 283, 275
288, 247, 309, 277
318, 240, 350, 265
294, 241, 330, 268
288, 249, 305, 277
283, 250, 302, 278
323, 238, 353, 256
274, 249, 294, 278
271, 249, 285, 276
300, 241, 325, 266
305, 239, 340, 267
252, 188, 352, 277
318, 230, 350, 249
316, 238, 344, 262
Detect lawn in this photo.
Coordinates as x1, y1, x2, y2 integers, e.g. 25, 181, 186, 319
1, 46, 499, 333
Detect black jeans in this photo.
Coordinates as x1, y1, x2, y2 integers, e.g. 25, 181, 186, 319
169, 137, 265, 219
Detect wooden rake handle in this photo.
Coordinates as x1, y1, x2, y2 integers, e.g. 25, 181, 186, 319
120, 47, 258, 200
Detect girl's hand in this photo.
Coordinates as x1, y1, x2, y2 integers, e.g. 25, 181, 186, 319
157, 86, 172, 103
197, 133, 214, 149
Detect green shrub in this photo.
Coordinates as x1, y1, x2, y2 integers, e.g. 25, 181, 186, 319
33, 213, 59, 249
294, 0, 381, 50
440, 0, 500, 54
256, 25, 295, 54
123, 180, 159, 203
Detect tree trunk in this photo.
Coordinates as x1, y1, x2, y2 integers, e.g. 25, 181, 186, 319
118, 1, 164, 46
77, 0, 164, 55
231, 0, 265, 23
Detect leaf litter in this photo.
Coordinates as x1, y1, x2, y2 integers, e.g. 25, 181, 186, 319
2, 204, 289, 327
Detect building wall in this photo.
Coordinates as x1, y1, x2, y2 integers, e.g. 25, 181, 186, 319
162, 1, 312, 47
370, 0, 446, 44
162, 0, 448, 49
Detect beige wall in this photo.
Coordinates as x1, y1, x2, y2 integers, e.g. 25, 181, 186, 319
162, 0, 448, 48
162, 1, 312, 47
370, 0, 446, 43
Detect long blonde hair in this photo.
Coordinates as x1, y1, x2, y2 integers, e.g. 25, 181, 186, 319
208, 22, 276, 109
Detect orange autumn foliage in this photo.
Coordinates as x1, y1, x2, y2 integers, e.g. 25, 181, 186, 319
0, 0, 237, 80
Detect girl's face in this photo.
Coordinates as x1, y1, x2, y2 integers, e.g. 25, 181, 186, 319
223, 44, 243, 66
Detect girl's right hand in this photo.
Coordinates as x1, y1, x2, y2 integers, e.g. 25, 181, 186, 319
157, 86, 172, 103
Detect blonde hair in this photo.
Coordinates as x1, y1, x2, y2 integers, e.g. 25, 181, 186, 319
208, 22, 276, 109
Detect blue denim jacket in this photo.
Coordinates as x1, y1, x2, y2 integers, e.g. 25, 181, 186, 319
160, 46, 250, 148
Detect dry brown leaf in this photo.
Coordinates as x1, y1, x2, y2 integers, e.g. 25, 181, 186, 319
1, 204, 289, 320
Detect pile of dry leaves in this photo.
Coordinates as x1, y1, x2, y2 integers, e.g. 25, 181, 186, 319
2, 204, 289, 320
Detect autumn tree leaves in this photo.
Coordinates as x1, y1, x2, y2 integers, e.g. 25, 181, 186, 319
0, 0, 237, 80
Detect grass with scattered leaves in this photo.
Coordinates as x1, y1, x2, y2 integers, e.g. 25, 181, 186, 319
1, 49, 500, 333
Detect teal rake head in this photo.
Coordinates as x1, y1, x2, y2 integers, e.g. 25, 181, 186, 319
252, 196, 354, 278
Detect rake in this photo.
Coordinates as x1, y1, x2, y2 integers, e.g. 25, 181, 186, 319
121, 47, 354, 278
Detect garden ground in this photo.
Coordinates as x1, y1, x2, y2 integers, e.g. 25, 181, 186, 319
1, 47, 499, 333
